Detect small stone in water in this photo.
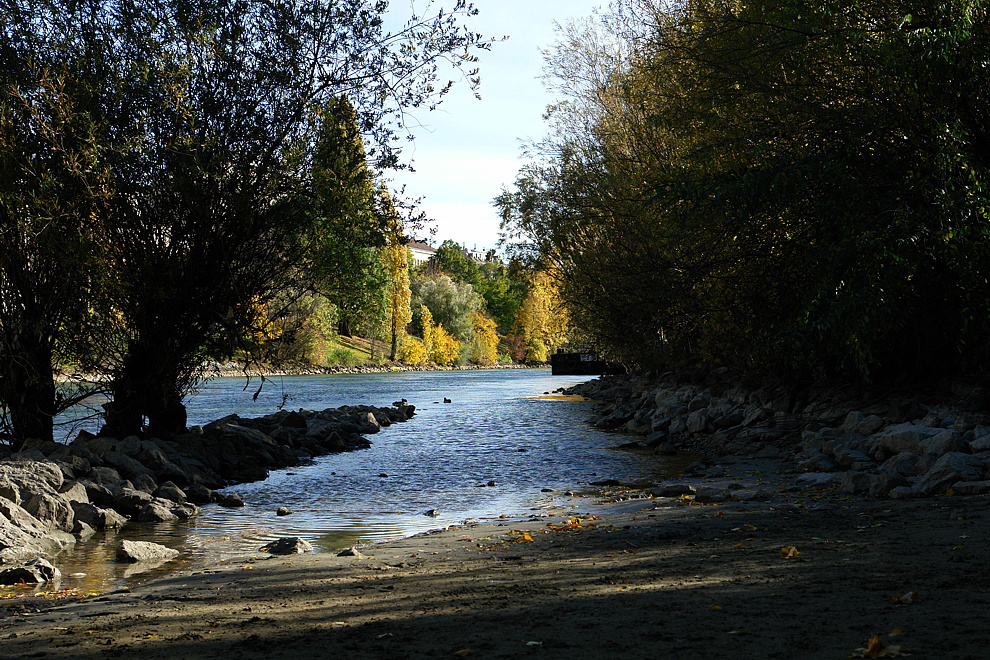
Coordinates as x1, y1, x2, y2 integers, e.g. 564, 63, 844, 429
378, 473, 389, 478
541, 488, 553, 492
276, 507, 292, 516
424, 509, 440, 517
487, 480, 497, 487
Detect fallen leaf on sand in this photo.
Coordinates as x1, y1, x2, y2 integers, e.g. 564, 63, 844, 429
452, 650, 474, 657
709, 604, 723, 611
780, 546, 801, 559
849, 634, 913, 657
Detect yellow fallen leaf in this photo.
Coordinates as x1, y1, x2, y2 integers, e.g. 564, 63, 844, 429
452, 650, 474, 657
745, 524, 758, 531
889, 629, 905, 637
780, 546, 800, 559
522, 533, 534, 543
709, 604, 723, 611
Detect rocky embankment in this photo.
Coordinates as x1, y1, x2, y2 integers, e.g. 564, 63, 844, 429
0, 402, 415, 583
567, 372, 990, 500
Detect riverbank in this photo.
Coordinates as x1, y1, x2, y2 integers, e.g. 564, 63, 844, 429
2, 453, 988, 659
206, 360, 542, 378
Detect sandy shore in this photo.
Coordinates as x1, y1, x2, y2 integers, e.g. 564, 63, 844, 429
2, 456, 989, 659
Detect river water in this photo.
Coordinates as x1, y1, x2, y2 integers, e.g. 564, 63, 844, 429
44, 369, 684, 592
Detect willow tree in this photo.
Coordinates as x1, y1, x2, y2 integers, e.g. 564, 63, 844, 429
0, 3, 115, 444
90, 0, 487, 437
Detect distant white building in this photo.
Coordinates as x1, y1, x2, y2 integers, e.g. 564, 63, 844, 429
406, 239, 437, 266
462, 246, 487, 264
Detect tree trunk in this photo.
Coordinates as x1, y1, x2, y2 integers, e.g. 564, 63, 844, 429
1, 342, 56, 446
102, 340, 188, 439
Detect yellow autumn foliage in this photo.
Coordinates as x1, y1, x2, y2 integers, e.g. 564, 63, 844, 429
470, 311, 499, 364
398, 334, 429, 365
419, 304, 461, 366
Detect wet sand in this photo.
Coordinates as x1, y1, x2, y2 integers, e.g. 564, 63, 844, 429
2, 457, 989, 659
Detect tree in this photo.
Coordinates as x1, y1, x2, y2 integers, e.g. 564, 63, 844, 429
0, 5, 115, 444
512, 268, 569, 363
85, 0, 487, 437
499, 0, 990, 380
429, 239, 482, 287
308, 95, 386, 339
469, 311, 499, 364
380, 187, 413, 361
411, 273, 483, 342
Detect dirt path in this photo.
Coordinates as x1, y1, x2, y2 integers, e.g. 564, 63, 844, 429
2, 457, 989, 659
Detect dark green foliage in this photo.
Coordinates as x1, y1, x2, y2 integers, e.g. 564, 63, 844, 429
498, 0, 990, 381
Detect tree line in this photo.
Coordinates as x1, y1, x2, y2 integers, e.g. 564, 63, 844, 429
497, 0, 990, 383
0, 0, 489, 446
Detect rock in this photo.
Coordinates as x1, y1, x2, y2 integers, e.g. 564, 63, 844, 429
153, 482, 187, 502
686, 409, 711, 434
423, 509, 440, 517
103, 450, 154, 481
131, 473, 158, 493
185, 484, 214, 504
58, 480, 90, 504
88, 466, 123, 487
921, 430, 969, 460
72, 520, 96, 541
949, 480, 990, 496
651, 483, 695, 498
797, 452, 839, 473
261, 537, 313, 554
215, 492, 245, 508
794, 472, 843, 487
833, 445, 873, 469
916, 452, 986, 495
24, 491, 75, 532
870, 424, 943, 458
71, 502, 127, 530
136, 499, 179, 522
881, 452, 922, 478
868, 472, 909, 498
116, 540, 180, 563
693, 487, 731, 503
113, 487, 154, 517
276, 506, 293, 516
888, 486, 925, 500
654, 442, 678, 456
0, 558, 61, 585
337, 545, 363, 558
839, 471, 875, 495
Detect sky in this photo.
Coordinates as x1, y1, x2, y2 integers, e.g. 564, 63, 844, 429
386, 1, 605, 253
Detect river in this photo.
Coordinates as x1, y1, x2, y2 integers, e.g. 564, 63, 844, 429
47, 369, 684, 592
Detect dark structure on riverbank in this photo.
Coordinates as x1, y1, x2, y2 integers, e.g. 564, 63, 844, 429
550, 351, 625, 376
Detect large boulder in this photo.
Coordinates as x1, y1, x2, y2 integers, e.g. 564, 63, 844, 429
916, 452, 987, 495
0, 462, 64, 504
70, 501, 127, 530
0, 557, 61, 585
24, 491, 75, 532
870, 424, 943, 458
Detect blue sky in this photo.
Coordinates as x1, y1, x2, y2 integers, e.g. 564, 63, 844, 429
386, 1, 605, 252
